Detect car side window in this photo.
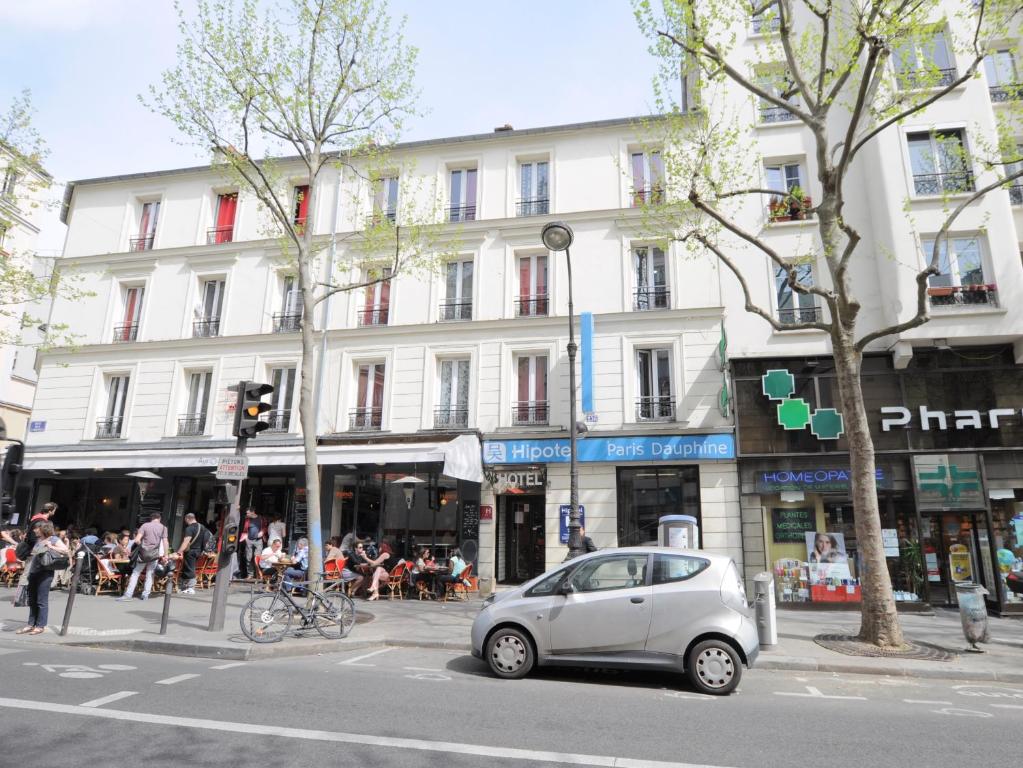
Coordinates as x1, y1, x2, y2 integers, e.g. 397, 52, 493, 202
525, 567, 569, 597
652, 554, 710, 585
569, 555, 648, 593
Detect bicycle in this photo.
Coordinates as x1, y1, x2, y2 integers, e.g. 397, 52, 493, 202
239, 575, 356, 643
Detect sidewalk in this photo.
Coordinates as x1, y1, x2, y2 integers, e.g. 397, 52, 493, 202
1, 586, 1021, 681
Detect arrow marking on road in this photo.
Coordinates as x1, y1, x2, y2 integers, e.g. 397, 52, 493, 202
80, 691, 138, 708
774, 686, 866, 701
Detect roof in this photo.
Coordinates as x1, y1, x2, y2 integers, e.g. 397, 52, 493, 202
60, 113, 664, 223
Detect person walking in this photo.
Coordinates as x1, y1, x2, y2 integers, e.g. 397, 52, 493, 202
116, 512, 168, 602
16, 521, 69, 635
174, 513, 208, 594
237, 508, 265, 580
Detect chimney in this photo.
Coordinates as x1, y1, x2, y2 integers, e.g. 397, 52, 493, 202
494, 124, 514, 132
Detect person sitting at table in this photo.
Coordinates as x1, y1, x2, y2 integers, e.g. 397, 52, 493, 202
437, 548, 468, 597
283, 537, 309, 592
259, 539, 285, 578
112, 534, 132, 560
325, 536, 344, 562
411, 546, 434, 596
348, 541, 388, 600
99, 532, 118, 556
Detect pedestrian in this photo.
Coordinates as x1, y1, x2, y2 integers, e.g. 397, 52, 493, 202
30, 501, 57, 525
16, 521, 69, 635
173, 513, 208, 594
237, 508, 265, 580
116, 512, 169, 602
580, 527, 598, 553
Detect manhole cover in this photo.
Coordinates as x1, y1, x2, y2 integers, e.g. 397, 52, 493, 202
354, 610, 374, 625
814, 634, 958, 661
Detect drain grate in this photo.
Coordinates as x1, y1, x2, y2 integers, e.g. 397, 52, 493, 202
814, 633, 958, 661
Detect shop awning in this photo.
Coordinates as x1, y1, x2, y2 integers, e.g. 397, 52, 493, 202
23, 434, 483, 483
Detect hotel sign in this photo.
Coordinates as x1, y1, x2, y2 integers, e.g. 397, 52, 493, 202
483, 435, 736, 464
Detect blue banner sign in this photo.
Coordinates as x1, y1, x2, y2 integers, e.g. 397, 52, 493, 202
559, 504, 586, 544
483, 435, 735, 465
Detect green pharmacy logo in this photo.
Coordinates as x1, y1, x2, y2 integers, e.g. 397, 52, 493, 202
761, 369, 844, 440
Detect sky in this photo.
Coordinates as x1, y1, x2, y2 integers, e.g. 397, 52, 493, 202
0, 0, 660, 254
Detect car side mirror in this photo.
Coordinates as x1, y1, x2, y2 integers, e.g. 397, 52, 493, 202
558, 581, 576, 596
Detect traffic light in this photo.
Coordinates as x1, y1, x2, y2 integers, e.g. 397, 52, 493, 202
232, 380, 274, 438
222, 517, 240, 555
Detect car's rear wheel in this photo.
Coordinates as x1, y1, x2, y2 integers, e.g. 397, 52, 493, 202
687, 639, 742, 695
485, 627, 534, 679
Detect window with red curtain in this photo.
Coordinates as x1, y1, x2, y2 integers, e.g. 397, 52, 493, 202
293, 185, 310, 232
515, 355, 547, 422
356, 362, 385, 428
361, 267, 392, 325
518, 254, 547, 316
214, 193, 237, 243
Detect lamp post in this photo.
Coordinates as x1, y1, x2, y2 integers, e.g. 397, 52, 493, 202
540, 221, 583, 560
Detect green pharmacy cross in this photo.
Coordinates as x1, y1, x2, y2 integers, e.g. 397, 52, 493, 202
760, 369, 844, 441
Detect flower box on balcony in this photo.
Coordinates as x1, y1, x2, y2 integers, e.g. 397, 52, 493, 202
768, 194, 812, 222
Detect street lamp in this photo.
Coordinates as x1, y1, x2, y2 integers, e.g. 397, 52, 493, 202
540, 221, 584, 560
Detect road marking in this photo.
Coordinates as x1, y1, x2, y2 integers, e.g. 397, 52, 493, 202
991, 704, 1023, 710
338, 648, 393, 666
0, 697, 732, 768
80, 691, 138, 708
23, 663, 136, 679
404, 667, 444, 672
903, 699, 952, 705
209, 662, 247, 670
774, 686, 866, 701
663, 691, 716, 701
155, 674, 201, 685
933, 707, 993, 718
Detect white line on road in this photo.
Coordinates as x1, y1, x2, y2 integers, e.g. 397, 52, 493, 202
903, 699, 952, 705
774, 686, 866, 701
404, 667, 444, 672
209, 662, 247, 670
80, 691, 138, 708
154, 674, 201, 686
0, 697, 730, 768
991, 704, 1023, 709
338, 648, 393, 666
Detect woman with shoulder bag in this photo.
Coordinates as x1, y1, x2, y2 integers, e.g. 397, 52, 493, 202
17, 521, 69, 635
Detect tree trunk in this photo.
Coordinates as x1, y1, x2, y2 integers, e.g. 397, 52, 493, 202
832, 333, 904, 648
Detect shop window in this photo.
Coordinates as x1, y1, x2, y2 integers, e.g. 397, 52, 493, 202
617, 466, 700, 547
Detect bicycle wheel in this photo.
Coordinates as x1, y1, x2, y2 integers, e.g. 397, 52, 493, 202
240, 593, 294, 643
312, 592, 356, 639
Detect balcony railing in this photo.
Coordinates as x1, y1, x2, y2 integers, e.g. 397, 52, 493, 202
913, 170, 975, 196
751, 14, 780, 34
515, 295, 549, 317
365, 210, 397, 227
990, 83, 1023, 103
634, 287, 670, 311
447, 204, 476, 223
349, 407, 382, 431
193, 318, 220, 338
636, 397, 676, 422
177, 414, 206, 437
358, 305, 389, 326
512, 401, 549, 426
439, 300, 472, 321
631, 187, 665, 207
206, 225, 234, 245
1009, 184, 1023, 205
778, 305, 823, 325
759, 104, 798, 123
129, 234, 154, 252
265, 409, 291, 433
897, 67, 958, 90
516, 197, 549, 217
273, 313, 302, 333
434, 406, 469, 429
112, 323, 138, 343
928, 283, 999, 308
95, 417, 123, 439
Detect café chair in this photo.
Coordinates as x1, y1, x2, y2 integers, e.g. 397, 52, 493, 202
95, 558, 123, 595
444, 563, 473, 602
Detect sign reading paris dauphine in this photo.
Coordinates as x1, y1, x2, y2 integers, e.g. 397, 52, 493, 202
483, 435, 735, 464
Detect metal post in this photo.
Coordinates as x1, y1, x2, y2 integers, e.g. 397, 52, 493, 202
565, 245, 583, 560
59, 551, 85, 637
160, 560, 174, 635
208, 434, 246, 632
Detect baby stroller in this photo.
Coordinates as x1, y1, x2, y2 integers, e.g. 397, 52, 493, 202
73, 543, 103, 595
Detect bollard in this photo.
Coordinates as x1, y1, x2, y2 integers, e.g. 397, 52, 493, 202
159, 560, 176, 635
753, 572, 777, 648
59, 551, 86, 637
955, 581, 989, 652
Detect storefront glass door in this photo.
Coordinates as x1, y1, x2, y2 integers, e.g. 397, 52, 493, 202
922, 513, 986, 605
500, 495, 545, 583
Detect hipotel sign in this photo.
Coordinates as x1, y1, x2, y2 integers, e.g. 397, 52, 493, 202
761, 369, 845, 440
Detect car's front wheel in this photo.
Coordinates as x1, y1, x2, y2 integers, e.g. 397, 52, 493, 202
687, 639, 742, 695
485, 627, 535, 679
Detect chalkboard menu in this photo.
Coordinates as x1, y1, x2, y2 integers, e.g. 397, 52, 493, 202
771, 507, 815, 543
460, 501, 479, 544
291, 488, 308, 541
136, 493, 166, 529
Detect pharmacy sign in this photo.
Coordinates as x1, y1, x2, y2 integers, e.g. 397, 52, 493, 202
761, 369, 844, 441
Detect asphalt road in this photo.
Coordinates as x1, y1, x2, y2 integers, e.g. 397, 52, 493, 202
0, 639, 1020, 768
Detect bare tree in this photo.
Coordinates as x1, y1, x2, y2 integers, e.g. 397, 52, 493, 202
635, 0, 1023, 646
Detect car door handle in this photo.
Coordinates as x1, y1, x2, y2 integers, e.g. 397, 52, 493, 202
630, 597, 645, 604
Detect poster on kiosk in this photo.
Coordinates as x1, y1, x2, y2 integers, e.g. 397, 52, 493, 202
659, 515, 699, 549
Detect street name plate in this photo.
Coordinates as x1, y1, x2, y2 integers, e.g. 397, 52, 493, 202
215, 457, 249, 480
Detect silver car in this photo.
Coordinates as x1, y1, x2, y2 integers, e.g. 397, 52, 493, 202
471, 547, 758, 695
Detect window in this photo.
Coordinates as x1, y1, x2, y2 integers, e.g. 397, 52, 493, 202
1008, 143, 1023, 205
633, 246, 668, 310
179, 371, 212, 436
274, 275, 301, 333
0, 221, 8, 254
652, 554, 711, 584
97, 375, 129, 438
751, 2, 780, 34
894, 29, 956, 89
268, 366, 296, 432
194, 279, 224, 337
758, 72, 800, 123
440, 259, 473, 321
516, 253, 548, 317
630, 150, 664, 206
986, 49, 1022, 101
448, 168, 477, 222
617, 466, 701, 547
370, 175, 398, 224
907, 130, 973, 195
636, 348, 674, 421
922, 235, 996, 307
351, 362, 385, 430
775, 263, 820, 324
517, 160, 549, 216
568, 555, 648, 592
359, 266, 392, 326
514, 355, 547, 426
131, 201, 159, 251
765, 162, 811, 220
209, 193, 237, 244
114, 285, 143, 342
436, 359, 470, 428
1, 167, 18, 198
525, 566, 570, 597
293, 185, 309, 232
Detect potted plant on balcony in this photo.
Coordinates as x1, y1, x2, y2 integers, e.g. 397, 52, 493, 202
785, 185, 812, 219
768, 195, 790, 221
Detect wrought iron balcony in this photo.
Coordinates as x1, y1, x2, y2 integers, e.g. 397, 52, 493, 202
349, 407, 382, 431
636, 397, 676, 422
896, 67, 958, 90
265, 409, 291, 433
365, 210, 397, 227
129, 234, 154, 252
913, 170, 975, 196
439, 300, 472, 321
512, 401, 549, 426
177, 414, 206, 437
928, 283, 999, 308
990, 83, 1023, 102
95, 417, 123, 439
751, 14, 780, 34
434, 407, 469, 429
273, 313, 302, 333
358, 304, 389, 326
634, 287, 670, 311
516, 197, 549, 217
759, 105, 798, 123
515, 295, 549, 317
206, 225, 234, 245
1009, 184, 1023, 205
447, 204, 476, 223
631, 186, 665, 207
778, 305, 823, 325
193, 318, 220, 338
112, 323, 138, 343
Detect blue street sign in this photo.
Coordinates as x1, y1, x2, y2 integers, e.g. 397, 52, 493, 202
559, 504, 585, 544
483, 434, 735, 465
28, 421, 46, 433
